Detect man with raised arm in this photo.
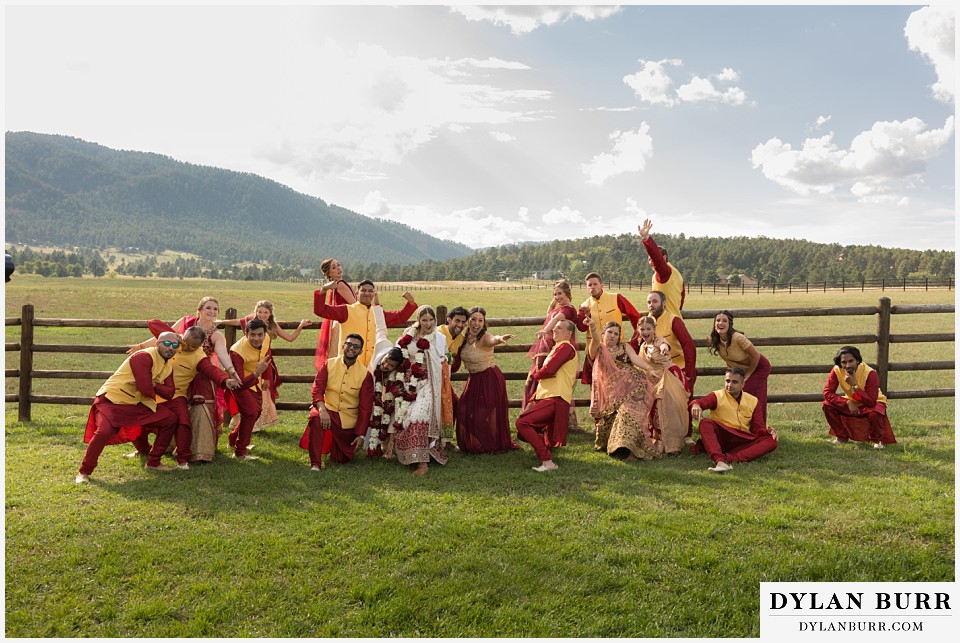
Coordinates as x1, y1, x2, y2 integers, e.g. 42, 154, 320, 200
515, 320, 579, 472
226, 319, 272, 461
822, 345, 896, 449
575, 272, 641, 384
314, 280, 417, 368
75, 331, 180, 483
638, 218, 685, 318
689, 367, 778, 473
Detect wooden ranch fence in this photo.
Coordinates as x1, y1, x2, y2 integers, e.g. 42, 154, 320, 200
5, 297, 954, 422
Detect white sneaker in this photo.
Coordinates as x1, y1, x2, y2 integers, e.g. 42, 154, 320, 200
310, 465, 321, 472
684, 437, 696, 446
124, 451, 146, 459
830, 438, 847, 445
873, 442, 884, 450
532, 462, 558, 472
177, 462, 190, 470
708, 461, 732, 473
234, 454, 259, 461
75, 473, 89, 484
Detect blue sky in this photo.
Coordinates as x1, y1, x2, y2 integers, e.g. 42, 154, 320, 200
4, 3, 955, 250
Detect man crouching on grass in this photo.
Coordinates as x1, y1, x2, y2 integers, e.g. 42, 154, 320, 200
515, 320, 578, 472
299, 333, 374, 470
76, 331, 180, 483
689, 367, 778, 473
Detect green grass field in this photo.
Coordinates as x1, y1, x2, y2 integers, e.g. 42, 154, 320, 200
4, 276, 955, 637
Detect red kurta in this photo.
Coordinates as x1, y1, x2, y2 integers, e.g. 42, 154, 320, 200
822, 369, 896, 444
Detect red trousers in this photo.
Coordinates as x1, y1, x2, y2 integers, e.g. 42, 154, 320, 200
299, 409, 360, 466
80, 396, 177, 474
823, 403, 896, 444
516, 397, 570, 462
145, 397, 193, 464
697, 418, 777, 465
227, 388, 262, 457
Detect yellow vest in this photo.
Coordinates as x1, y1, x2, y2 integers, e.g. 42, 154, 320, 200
158, 347, 213, 402
535, 340, 578, 403
438, 325, 465, 356
834, 363, 887, 406
581, 291, 624, 357
654, 310, 685, 368
230, 334, 271, 391
338, 303, 378, 367
708, 389, 758, 432
323, 356, 368, 429
96, 348, 173, 411
652, 262, 684, 318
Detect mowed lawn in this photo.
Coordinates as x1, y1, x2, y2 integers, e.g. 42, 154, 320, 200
4, 276, 955, 637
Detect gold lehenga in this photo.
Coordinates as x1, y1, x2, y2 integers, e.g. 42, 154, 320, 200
641, 337, 689, 455
590, 344, 659, 460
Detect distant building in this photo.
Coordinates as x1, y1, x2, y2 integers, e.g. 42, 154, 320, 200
532, 270, 561, 280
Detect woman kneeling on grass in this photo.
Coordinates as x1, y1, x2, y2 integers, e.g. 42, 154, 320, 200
586, 318, 659, 461
393, 305, 448, 476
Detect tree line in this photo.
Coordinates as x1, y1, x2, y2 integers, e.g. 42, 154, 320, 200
350, 233, 954, 284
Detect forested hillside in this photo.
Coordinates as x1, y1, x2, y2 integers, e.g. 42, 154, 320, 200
5, 132, 471, 267
352, 233, 954, 284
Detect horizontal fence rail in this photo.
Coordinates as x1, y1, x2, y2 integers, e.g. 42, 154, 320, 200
5, 297, 954, 420
280, 277, 955, 292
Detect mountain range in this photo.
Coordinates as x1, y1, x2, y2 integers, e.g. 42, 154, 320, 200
4, 131, 472, 267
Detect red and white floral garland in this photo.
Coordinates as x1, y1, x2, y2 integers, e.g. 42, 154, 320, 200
369, 333, 430, 452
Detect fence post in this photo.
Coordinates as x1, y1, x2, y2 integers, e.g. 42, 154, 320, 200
861, 277, 865, 292
436, 304, 448, 323
223, 308, 238, 347
18, 304, 34, 422
876, 297, 891, 393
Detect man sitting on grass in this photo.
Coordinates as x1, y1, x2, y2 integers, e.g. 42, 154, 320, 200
689, 367, 778, 473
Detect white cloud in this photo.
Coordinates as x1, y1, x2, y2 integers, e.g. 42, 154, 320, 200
257, 41, 551, 182
518, 206, 530, 222
624, 197, 648, 218
676, 75, 747, 105
490, 131, 516, 142
623, 59, 681, 107
450, 5, 621, 35
582, 106, 638, 112
750, 116, 955, 201
542, 206, 587, 225
624, 59, 748, 107
356, 191, 552, 248
814, 115, 832, 130
905, 5, 955, 103
581, 125, 654, 185
716, 68, 740, 82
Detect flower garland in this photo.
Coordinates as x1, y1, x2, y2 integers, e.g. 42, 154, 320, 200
368, 333, 430, 453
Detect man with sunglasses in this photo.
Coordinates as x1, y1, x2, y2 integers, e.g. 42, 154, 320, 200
126, 323, 242, 468
299, 333, 374, 470
76, 332, 181, 483
226, 319, 272, 460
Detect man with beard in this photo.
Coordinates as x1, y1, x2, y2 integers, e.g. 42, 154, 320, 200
822, 345, 896, 449
76, 331, 180, 482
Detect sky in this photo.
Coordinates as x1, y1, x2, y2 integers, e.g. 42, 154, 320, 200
3, 3, 956, 251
